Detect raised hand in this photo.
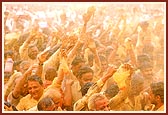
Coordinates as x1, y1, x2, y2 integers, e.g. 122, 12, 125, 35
113, 63, 134, 89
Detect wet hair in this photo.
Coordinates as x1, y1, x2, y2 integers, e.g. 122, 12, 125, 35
27, 75, 43, 85
88, 93, 107, 111
76, 66, 93, 79
150, 81, 164, 103
81, 82, 94, 96
72, 56, 85, 66
104, 84, 119, 98
37, 97, 54, 111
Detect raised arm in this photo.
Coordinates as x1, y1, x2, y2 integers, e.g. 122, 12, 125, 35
73, 65, 117, 111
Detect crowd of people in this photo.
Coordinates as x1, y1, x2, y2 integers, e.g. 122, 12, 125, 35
3, 2, 165, 112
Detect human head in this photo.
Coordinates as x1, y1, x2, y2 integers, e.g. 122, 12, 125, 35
19, 61, 31, 74
81, 82, 94, 96
149, 81, 164, 106
104, 84, 119, 100
137, 54, 151, 69
99, 55, 108, 71
76, 66, 94, 87
139, 61, 153, 79
27, 75, 44, 101
106, 46, 113, 58
139, 21, 149, 31
4, 73, 11, 85
28, 44, 39, 60
4, 50, 14, 60
43, 88, 63, 110
88, 54, 94, 67
129, 74, 144, 96
44, 67, 57, 88
71, 56, 85, 76
37, 97, 55, 111
88, 93, 109, 111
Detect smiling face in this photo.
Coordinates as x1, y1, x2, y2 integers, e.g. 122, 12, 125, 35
28, 80, 44, 101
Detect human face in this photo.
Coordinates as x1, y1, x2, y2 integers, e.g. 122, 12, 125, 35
141, 67, 153, 79
79, 72, 93, 87
95, 98, 110, 111
28, 81, 44, 100
52, 94, 63, 109
71, 62, 85, 76
4, 77, 9, 85
101, 61, 108, 70
28, 46, 38, 60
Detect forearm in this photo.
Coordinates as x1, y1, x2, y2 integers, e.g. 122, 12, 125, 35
19, 42, 29, 60
67, 41, 83, 64
4, 72, 22, 98
93, 49, 101, 69
108, 50, 117, 63
127, 48, 136, 67
63, 84, 72, 107
36, 63, 43, 79
12, 73, 29, 98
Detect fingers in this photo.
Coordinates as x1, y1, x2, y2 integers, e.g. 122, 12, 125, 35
121, 63, 133, 71
107, 65, 117, 74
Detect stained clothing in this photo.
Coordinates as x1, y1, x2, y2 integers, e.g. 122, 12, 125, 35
16, 94, 38, 111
